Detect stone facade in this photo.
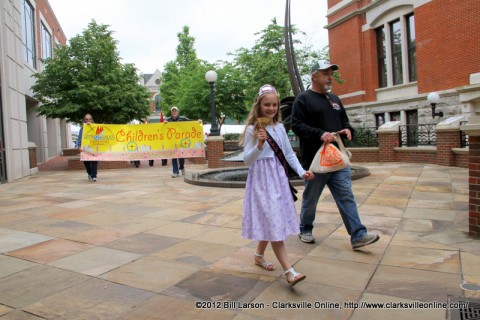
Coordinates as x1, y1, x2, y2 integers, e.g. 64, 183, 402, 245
0, 0, 67, 182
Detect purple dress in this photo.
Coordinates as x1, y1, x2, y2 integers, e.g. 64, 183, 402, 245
242, 123, 305, 241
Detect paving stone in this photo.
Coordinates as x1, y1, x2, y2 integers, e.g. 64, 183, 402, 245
23, 278, 154, 320
0, 265, 90, 308
0, 162, 475, 320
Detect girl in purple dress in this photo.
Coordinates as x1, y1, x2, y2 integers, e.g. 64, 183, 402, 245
240, 84, 314, 286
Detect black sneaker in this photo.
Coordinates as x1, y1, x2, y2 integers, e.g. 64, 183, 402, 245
299, 232, 315, 243
352, 233, 380, 250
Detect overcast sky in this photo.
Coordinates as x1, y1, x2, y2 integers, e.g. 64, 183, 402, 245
47, 0, 329, 74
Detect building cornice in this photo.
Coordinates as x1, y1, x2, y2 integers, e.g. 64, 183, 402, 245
326, 0, 432, 30
338, 90, 365, 99
326, 0, 384, 30
345, 88, 459, 109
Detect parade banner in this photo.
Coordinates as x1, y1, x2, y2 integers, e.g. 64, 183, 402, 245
79, 121, 205, 161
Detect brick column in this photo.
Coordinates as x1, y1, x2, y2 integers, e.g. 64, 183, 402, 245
206, 136, 225, 168
28, 142, 37, 169
436, 129, 461, 166
377, 122, 401, 162
461, 118, 480, 238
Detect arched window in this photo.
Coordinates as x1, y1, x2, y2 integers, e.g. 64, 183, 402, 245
372, 7, 416, 88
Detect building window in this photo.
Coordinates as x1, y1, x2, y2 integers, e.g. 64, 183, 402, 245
406, 14, 417, 82
41, 22, 52, 61
390, 20, 403, 85
390, 112, 401, 121
406, 110, 418, 126
41, 24, 52, 61
376, 27, 387, 88
375, 113, 385, 127
21, 0, 36, 68
375, 13, 416, 88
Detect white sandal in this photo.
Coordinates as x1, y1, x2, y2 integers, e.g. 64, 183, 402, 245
284, 268, 306, 286
254, 253, 275, 271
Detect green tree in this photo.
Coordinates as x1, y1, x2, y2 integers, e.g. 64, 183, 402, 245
31, 20, 151, 124
175, 61, 211, 120
232, 18, 295, 103
298, 44, 343, 89
160, 26, 200, 113
160, 20, 328, 126
160, 26, 223, 122
214, 61, 248, 123
160, 60, 180, 109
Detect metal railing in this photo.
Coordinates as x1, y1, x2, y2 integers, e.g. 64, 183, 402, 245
345, 127, 378, 147
334, 123, 468, 148
399, 124, 436, 147
287, 123, 467, 149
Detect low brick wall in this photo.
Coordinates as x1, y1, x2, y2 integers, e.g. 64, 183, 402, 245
67, 156, 205, 170
349, 146, 468, 168
68, 157, 132, 170
63, 148, 80, 156
224, 140, 241, 151
350, 148, 379, 163
210, 160, 245, 168
453, 149, 469, 168
188, 157, 207, 164
394, 147, 438, 165
212, 136, 470, 169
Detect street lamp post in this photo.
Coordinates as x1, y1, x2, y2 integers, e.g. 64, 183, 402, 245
427, 92, 443, 118
205, 70, 219, 136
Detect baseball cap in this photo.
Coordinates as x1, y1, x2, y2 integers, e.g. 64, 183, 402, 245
171, 106, 179, 111
310, 60, 339, 73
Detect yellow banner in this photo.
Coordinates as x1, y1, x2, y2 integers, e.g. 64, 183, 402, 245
80, 121, 205, 161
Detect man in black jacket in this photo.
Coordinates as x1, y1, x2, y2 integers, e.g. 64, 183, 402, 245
291, 61, 379, 250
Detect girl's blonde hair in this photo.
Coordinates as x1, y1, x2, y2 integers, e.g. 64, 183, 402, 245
239, 85, 281, 145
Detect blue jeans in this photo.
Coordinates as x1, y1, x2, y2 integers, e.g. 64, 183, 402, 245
172, 158, 184, 174
300, 167, 366, 243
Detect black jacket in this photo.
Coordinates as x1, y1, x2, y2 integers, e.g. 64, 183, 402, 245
291, 90, 354, 169
166, 115, 189, 122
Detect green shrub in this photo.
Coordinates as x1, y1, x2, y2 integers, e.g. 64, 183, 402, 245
224, 133, 240, 141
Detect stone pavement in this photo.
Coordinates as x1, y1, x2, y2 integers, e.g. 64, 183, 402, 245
0, 161, 479, 319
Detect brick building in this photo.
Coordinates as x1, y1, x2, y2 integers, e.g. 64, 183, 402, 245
323, 0, 480, 239
141, 69, 164, 123
325, 0, 480, 127
0, 0, 67, 182
142, 69, 161, 114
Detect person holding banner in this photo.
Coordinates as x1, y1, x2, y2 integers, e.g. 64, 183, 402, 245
76, 114, 99, 182
132, 119, 154, 168
166, 106, 189, 178
160, 111, 167, 166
